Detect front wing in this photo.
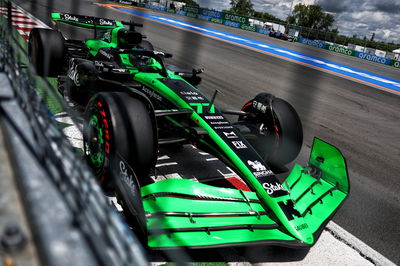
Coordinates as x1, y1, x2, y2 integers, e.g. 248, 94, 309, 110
141, 138, 349, 248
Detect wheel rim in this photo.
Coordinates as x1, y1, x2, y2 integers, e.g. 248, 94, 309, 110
85, 114, 106, 170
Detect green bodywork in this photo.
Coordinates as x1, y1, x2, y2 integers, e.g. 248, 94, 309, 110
52, 13, 349, 248
142, 138, 349, 248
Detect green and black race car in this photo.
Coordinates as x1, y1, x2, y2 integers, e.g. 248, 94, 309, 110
28, 13, 349, 249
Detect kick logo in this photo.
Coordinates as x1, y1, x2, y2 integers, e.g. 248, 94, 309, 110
248, 160, 273, 178
247, 160, 266, 171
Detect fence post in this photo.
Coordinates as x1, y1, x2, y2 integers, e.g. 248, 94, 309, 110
7, 0, 12, 31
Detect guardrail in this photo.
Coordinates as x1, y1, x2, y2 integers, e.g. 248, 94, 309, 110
0, 1, 148, 265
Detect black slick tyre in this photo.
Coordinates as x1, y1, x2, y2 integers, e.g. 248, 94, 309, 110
240, 93, 303, 166
83, 92, 157, 186
137, 40, 154, 51
28, 28, 65, 77
83, 92, 157, 237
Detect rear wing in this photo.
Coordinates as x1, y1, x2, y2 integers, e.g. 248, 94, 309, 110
51, 12, 123, 29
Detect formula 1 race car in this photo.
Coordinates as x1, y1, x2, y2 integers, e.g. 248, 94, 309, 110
269, 30, 294, 42
29, 13, 349, 249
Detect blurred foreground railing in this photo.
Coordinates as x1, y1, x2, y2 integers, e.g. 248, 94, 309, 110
0, 1, 148, 265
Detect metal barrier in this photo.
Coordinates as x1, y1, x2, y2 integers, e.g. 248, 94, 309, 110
0, 1, 148, 265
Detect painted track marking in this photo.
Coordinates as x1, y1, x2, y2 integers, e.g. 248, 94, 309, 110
0, 5, 49, 40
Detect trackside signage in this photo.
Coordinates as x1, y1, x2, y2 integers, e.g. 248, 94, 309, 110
241, 24, 256, 32
224, 20, 241, 28
200, 9, 223, 19
130, 4, 400, 71
326, 44, 355, 56
210, 17, 223, 24
197, 14, 211, 21
144, 4, 166, 12
224, 12, 249, 24
355, 52, 391, 65
183, 5, 199, 14
257, 28, 270, 35
298, 37, 326, 49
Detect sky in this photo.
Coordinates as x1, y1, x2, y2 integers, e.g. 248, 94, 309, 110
196, 0, 400, 43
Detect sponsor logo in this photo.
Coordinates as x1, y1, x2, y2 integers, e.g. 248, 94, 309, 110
96, 101, 110, 154
197, 14, 210, 21
112, 68, 129, 73
103, 31, 111, 42
119, 0, 133, 4
180, 91, 199, 96
224, 20, 241, 28
328, 45, 353, 56
210, 18, 223, 24
189, 103, 215, 114
248, 160, 273, 177
262, 182, 285, 195
63, 14, 79, 22
358, 52, 388, 64
201, 9, 223, 19
94, 61, 104, 67
185, 96, 204, 101
253, 100, 267, 113
223, 131, 237, 139
210, 121, 230, 125
253, 170, 274, 178
295, 223, 309, 231
301, 38, 326, 48
241, 24, 256, 32
214, 126, 234, 129
248, 160, 266, 171
183, 5, 199, 14
99, 18, 113, 26
205, 115, 224, 120
99, 49, 112, 60
224, 13, 246, 23
232, 141, 247, 149
119, 160, 136, 189
141, 87, 163, 101
68, 61, 80, 86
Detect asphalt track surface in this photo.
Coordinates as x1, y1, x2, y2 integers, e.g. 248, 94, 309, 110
12, 0, 400, 264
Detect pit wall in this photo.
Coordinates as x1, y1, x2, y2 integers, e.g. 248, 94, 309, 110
128, 2, 400, 69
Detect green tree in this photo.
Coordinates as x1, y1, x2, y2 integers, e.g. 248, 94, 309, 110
370, 32, 375, 42
253, 11, 284, 23
229, 0, 254, 16
287, 4, 334, 30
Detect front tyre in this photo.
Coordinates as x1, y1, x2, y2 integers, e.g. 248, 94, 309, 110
239, 93, 303, 166
83, 92, 157, 188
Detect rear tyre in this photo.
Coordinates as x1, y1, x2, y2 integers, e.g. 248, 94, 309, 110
238, 93, 303, 166
28, 28, 65, 77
